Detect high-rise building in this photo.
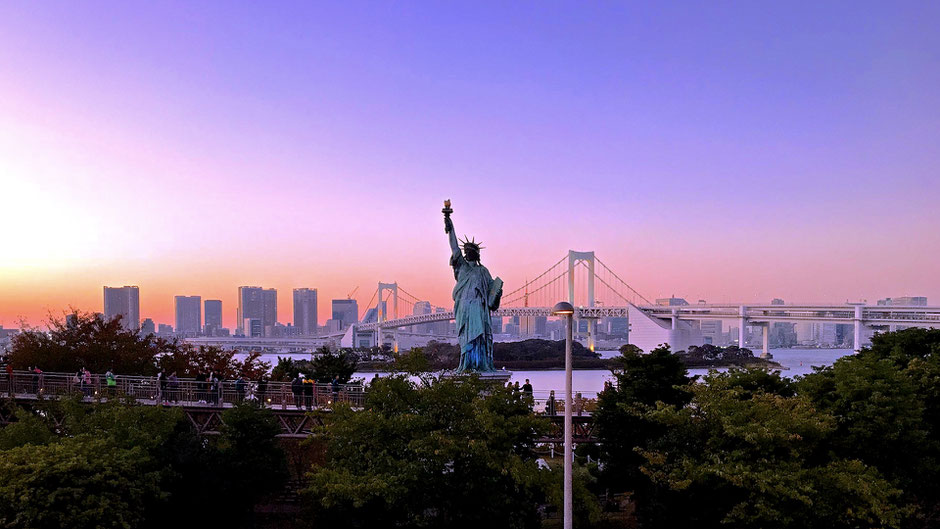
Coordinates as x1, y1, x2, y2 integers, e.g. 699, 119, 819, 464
700, 320, 723, 345
655, 296, 690, 306
332, 299, 359, 329
140, 318, 155, 336
204, 300, 222, 336
237, 286, 277, 337
412, 301, 432, 333
293, 288, 318, 336
262, 289, 277, 336
877, 296, 928, 306
491, 315, 503, 334
175, 295, 202, 335
157, 323, 174, 335
103, 286, 140, 331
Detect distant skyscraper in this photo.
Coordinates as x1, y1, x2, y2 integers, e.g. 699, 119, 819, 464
157, 323, 174, 335
332, 299, 359, 328
262, 288, 277, 336
771, 298, 785, 305
361, 302, 387, 324
103, 286, 140, 331
237, 286, 277, 337
877, 296, 928, 306
293, 288, 318, 336
655, 297, 689, 306
204, 299, 222, 335
413, 301, 432, 333
140, 318, 156, 336
491, 315, 503, 334
535, 316, 547, 336
175, 295, 202, 335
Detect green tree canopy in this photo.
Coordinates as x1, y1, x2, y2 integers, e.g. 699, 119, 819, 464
637, 371, 904, 529
305, 375, 547, 528
594, 344, 693, 493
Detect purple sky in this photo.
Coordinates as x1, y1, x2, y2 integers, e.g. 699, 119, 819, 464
1, 2, 938, 327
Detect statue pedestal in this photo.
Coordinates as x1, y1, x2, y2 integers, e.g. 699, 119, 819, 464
441, 370, 512, 385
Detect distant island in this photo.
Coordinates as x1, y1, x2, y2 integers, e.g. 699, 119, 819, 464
358, 340, 782, 371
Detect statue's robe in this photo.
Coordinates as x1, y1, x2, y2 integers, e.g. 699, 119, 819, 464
450, 249, 501, 372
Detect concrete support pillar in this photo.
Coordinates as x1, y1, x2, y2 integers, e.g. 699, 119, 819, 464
738, 305, 747, 348
671, 309, 679, 330
761, 322, 772, 359
586, 320, 595, 352
854, 304, 864, 351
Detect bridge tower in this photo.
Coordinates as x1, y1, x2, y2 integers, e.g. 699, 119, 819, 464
377, 282, 399, 352
568, 250, 596, 351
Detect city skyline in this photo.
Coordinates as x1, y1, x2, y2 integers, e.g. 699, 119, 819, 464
2, 3, 939, 327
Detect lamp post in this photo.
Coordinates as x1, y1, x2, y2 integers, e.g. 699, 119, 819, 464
552, 301, 575, 529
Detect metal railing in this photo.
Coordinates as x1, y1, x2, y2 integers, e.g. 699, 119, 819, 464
0, 370, 366, 410
0, 370, 596, 415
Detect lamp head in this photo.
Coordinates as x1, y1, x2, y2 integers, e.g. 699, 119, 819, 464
552, 301, 575, 316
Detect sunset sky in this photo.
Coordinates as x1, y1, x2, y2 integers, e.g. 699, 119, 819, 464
1, 2, 939, 329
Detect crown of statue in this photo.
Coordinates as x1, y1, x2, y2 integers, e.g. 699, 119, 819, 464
460, 236, 484, 253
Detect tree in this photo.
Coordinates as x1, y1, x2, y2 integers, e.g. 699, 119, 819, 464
798, 328, 940, 527
157, 343, 269, 379
0, 436, 165, 529
0, 398, 289, 529
310, 347, 358, 383
271, 356, 314, 381
594, 344, 693, 492
636, 371, 904, 529
8, 310, 168, 375
305, 375, 547, 528
8, 310, 268, 379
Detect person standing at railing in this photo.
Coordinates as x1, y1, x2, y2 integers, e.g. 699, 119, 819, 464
256, 376, 268, 406
331, 376, 340, 407
547, 390, 556, 416
31, 366, 42, 395
209, 372, 220, 406
105, 369, 117, 398
168, 372, 179, 404
291, 373, 304, 409
303, 374, 315, 411
195, 372, 207, 404
235, 375, 246, 403
156, 370, 167, 405
522, 378, 534, 409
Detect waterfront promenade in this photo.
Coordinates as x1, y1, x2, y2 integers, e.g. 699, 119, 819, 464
0, 369, 595, 442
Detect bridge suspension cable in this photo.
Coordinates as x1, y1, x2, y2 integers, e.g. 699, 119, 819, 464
360, 288, 378, 321
501, 255, 568, 301
595, 257, 652, 305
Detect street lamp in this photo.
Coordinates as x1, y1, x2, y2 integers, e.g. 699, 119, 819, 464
552, 301, 575, 529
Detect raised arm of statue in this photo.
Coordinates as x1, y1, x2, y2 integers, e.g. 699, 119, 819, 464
445, 213, 460, 257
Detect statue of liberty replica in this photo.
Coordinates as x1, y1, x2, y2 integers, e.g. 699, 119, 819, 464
443, 200, 504, 374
